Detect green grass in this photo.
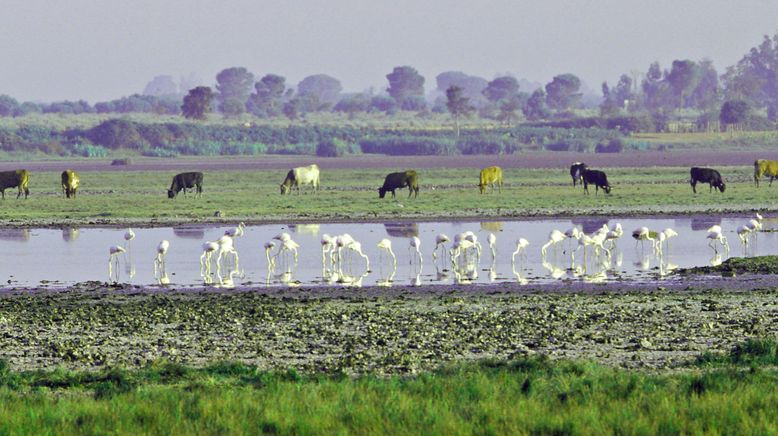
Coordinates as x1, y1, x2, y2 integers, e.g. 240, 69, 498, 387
0, 164, 773, 225
0, 344, 776, 434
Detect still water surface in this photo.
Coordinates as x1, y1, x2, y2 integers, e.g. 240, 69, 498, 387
1, 216, 773, 288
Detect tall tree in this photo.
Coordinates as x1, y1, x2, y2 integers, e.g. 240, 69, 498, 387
386, 66, 425, 107
435, 71, 488, 107
690, 59, 720, 110
483, 76, 519, 103
182, 86, 215, 120
642, 62, 673, 113
544, 74, 582, 111
722, 33, 778, 118
246, 74, 287, 117
445, 85, 474, 137
719, 100, 750, 130
143, 75, 178, 96
0, 95, 19, 117
523, 88, 550, 120
215, 67, 254, 116
297, 74, 342, 109
666, 60, 700, 109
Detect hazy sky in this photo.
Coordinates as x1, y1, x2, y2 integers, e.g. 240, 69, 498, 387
1, 0, 777, 103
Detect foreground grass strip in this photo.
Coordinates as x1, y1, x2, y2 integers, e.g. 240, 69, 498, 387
0, 356, 776, 434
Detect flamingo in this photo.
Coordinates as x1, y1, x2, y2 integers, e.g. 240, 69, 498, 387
377, 238, 397, 267
108, 245, 126, 279
541, 229, 566, 257
463, 231, 482, 259
450, 238, 475, 264
707, 227, 729, 253
123, 228, 135, 249
487, 233, 497, 260
737, 224, 752, 247
605, 223, 623, 248
409, 236, 422, 264
200, 241, 219, 273
225, 222, 246, 238
320, 234, 335, 267
217, 235, 239, 269
511, 238, 530, 264
432, 233, 450, 261
154, 240, 170, 274
264, 241, 277, 268
631, 227, 655, 249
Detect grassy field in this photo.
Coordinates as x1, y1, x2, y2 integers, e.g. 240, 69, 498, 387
0, 342, 775, 434
0, 164, 773, 226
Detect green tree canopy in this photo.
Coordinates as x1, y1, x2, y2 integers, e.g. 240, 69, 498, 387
483, 76, 519, 103
182, 86, 215, 120
386, 66, 425, 107
544, 74, 582, 111
215, 67, 254, 116
445, 85, 474, 137
297, 74, 342, 108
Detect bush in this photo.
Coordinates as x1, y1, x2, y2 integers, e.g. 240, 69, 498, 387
71, 143, 110, 158
316, 139, 350, 157
595, 138, 625, 153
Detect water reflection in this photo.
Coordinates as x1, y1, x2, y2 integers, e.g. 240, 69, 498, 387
289, 224, 320, 236
384, 222, 418, 238
480, 221, 503, 232
571, 218, 610, 235
0, 229, 30, 241
62, 228, 79, 242
173, 226, 206, 240
690, 216, 721, 231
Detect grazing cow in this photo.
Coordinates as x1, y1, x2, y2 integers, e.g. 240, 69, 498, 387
0, 169, 29, 199
582, 169, 611, 194
379, 170, 419, 199
478, 166, 503, 194
61, 169, 80, 198
754, 159, 778, 187
690, 167, 725, 193
167, 172, 203, 198
570, 162, 587, 187
280, 164, 320, 194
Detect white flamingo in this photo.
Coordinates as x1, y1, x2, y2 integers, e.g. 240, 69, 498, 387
511, 238, 530, 264
154, 240, 170, 274
432, 233, 450, 261
707, 227, 729, 253
409, 236, 422, 264
541, 229, 566, 257
200, 241, 219, 273
108, 245, 126, 279
377, 238, 397, 268
487, 233, 497, 261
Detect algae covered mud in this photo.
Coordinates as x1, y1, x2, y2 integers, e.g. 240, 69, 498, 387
1, 216, 776, 288
0, 281, 775, 372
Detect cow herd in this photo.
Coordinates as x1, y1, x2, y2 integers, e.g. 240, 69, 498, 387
1, 158, 778, 202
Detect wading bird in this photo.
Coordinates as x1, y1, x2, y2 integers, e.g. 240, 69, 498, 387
409, 236, 422, 264
541, 229, 566, 257
200, 241, 219, 274
108, 245, 126, 279
432, 233, 450, 261
154, 240, 170, 274
511, 238, 530, 264
377, 238, 397, 267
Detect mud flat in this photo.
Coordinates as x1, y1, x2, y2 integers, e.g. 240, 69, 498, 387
0, 276, 775, 374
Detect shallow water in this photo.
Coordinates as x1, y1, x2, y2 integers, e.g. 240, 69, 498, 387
0, 217, 773, 288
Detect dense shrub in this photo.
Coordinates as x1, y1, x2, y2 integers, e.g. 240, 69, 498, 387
359, 136, 457, 155
87, 119, 143, 149
316, 139, 349, 157
595, 138, 625, 153
71, 143, 110, 157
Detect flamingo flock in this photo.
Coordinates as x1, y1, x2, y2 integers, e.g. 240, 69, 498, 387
102, 216, 769, 286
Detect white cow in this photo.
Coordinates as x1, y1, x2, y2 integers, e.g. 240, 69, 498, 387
280, 164, 321, 194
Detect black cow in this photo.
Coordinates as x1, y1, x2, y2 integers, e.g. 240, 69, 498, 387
168, 172, 204, 198
379, 170, 419, 199
582, 169, 611, 194
690, 167, 725, 193
570, 162, 587, 187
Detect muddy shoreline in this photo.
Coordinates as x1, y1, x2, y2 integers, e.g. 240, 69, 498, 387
1, 275, 775, 374
2, 209, 775, 230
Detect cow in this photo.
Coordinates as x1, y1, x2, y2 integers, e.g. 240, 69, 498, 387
379, 170, 419, 199
754, 159, 778, 187
61, 169, 79, 198
280, 164, 320, 194
478, 166, 503, 194
0, 169, 30, 199
570, 162, 587, 187
582, 169, 611, 195
690, 167, 725, 193
167, 172, 203, 198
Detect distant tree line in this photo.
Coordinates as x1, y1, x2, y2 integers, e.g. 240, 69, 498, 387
3, 32, 778, 133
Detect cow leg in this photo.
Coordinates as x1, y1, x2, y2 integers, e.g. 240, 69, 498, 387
583, 182, 589, 194
771, 177, 774, 187
691, 181, 697, 194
